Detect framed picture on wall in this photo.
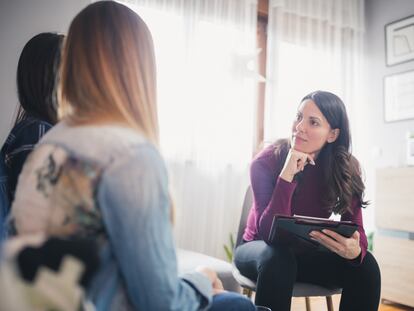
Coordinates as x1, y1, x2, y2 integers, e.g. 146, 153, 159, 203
385, 15, 414, 66
384, 70, 414, 122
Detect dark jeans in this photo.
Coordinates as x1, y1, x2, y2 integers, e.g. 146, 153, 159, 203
209, 292, 256, 311
234, 240, 381, 311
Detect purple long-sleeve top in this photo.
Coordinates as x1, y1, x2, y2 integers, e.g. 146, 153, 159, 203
243, 144, 368, 262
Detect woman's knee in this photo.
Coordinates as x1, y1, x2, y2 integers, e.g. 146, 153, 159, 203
346, 251, 381, 291
234, 241, 297, 281
360, 252, 381, 285
258, 244, 296, 275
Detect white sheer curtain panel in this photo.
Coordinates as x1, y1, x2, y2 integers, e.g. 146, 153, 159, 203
264, 0, 364, 144
118, 0, 258, 258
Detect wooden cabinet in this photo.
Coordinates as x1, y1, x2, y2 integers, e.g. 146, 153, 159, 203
375, 235, 414, 306
374, 168, 414, 308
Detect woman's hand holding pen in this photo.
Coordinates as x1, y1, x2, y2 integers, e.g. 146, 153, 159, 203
309, 230, 362, 260
280, 149, 316, 183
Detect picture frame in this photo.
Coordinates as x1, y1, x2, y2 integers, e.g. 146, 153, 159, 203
385, 15, 414, 66
384, 70, 414, 122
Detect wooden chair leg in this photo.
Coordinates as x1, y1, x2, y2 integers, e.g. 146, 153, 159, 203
305, 297, 311, 311
326, 296, 334, 311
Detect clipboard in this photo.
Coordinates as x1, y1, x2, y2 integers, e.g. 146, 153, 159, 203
268, 214, 358, 253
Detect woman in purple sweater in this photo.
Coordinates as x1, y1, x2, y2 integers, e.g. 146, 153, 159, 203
234, 91, 380, 311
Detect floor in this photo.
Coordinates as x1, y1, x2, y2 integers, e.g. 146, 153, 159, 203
290, 295, 414, 311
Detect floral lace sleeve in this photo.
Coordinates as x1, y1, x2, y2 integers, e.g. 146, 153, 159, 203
11, 144, 105, 241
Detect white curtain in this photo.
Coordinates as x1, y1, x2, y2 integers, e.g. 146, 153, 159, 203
118, 0, 258, 259
264, 0, 365, 146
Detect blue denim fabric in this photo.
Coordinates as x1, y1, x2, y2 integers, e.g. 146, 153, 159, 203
210, 292, 256, 311
95, 144, 213, 310
94, 143, 256, 310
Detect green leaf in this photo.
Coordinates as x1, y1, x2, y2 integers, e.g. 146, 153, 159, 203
223, 245, 233, 262
223, 232, 236, 262
230, 233, 235, 250
367, 231, 374, 252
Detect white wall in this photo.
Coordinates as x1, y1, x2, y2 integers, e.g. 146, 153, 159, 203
0, 0, 89, 145
357, 0, 414, 232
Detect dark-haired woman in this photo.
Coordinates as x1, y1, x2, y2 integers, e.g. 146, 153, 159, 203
234, 91, 381, 311
0, 32, 64, 216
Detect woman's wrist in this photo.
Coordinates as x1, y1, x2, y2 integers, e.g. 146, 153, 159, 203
279, 170, 295, 183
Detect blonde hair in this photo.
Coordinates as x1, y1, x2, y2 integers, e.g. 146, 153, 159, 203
60, 1, 159, 144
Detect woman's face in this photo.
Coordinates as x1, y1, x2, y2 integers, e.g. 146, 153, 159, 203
291, 99, 338, 157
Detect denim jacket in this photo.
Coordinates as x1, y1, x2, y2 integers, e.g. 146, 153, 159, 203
10, 121, 212, 311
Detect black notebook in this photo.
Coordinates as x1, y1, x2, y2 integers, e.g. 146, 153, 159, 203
268, 214, 358, 253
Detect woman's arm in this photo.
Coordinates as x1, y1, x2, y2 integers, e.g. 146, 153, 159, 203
250, 157, 297, 241
98, 144, 212, 311
251, 147, 316, 241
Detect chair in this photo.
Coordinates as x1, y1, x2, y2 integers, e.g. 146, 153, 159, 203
232, 186, 342, 311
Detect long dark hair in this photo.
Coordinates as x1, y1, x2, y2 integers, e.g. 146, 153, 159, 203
276, 91, 368, 214
14, 32, 64, 126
